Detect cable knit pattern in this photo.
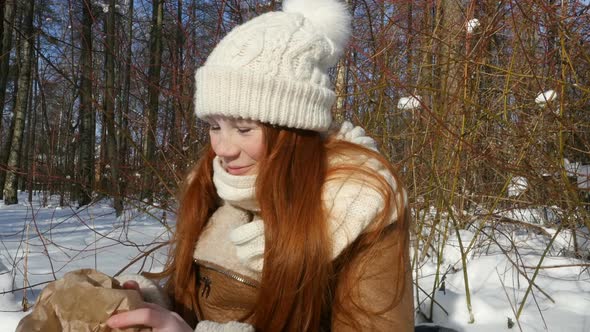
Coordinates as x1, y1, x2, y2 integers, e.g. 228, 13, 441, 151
217, 122, 407, 273
194, 0, 352, 132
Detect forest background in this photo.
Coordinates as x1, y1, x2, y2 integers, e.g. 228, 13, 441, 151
0, 0, 589, 330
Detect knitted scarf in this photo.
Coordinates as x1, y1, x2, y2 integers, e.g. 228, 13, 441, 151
211, 122, 405, 273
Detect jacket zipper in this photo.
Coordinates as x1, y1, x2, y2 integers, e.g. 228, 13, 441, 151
200, 275, 212, 298
195, 259, 259, 289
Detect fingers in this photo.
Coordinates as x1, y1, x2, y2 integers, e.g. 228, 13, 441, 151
122, 280, 140, 291
107, 306, 164, 329
353, 136, 377, 151
337, 121, 353, 139
107, 304, 192, 332
345, 126, 365, 140
141, 302, 167, 311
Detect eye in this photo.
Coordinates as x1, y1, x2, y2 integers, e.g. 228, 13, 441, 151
237, 128, 252, 134
208, 124, 220, 131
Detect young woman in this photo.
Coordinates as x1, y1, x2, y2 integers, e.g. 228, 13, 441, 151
108, 0, 413, 331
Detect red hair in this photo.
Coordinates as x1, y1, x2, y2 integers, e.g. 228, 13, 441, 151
151, 124, 409, 330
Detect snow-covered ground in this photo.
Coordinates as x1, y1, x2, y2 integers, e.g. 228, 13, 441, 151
414, 222, 590, 331
1, 191, 589, 331
0, 192, 172, 331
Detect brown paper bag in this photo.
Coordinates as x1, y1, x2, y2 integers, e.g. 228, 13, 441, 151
16, 269, 150, 332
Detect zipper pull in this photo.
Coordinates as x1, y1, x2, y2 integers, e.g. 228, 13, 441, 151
200, 275, 211, 298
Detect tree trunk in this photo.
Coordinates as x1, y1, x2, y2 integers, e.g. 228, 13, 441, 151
78, 0, 95, 207
28, 39, 39, 203
171, 0, 184, 156
120, 0, 134, 199
142, 0, 164, 202
3, 0, 35, 205
37, 50, 50, 204
333, 0, 351, 123
0, 90, 16, 200
104, 0, 122, 215
0, 1, 4, 50
187, 0, 199, 155
20, 60, 34, 191
0, 0, 16, 138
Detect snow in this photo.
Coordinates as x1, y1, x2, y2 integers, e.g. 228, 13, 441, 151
535, 90, 557, 106
415, 220, 590, 331
508, 176, 528, 197
1, 260, 18, 311
466, 19, 480, 34
0, 192, 172, 331
398, 95, 422, 110
567, 163, 590, 190
1, 192, 590, 331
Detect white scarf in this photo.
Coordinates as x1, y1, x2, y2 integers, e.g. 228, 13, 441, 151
212, 122, 405, 273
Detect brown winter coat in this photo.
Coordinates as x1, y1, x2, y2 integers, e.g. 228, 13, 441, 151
192, 221, 414, 331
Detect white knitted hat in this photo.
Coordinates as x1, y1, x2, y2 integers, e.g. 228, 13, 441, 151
194, 0, 351, 132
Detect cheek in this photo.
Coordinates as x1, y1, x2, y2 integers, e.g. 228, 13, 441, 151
251, 144, 265, 161
209, 134, 220, 155
244, 136, 265, 161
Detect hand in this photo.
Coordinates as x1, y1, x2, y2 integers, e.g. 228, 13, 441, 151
121, 280, 141, 292
115, 275, 171, 308
336, 121, 377, 151
107, 302, 193, 332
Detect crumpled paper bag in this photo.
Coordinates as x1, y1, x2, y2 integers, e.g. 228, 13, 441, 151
16, 269, 150, 332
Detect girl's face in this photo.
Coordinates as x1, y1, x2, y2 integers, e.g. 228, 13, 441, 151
208, 116, 265, 176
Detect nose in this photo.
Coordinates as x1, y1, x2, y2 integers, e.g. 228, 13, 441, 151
213, 133, 240, 158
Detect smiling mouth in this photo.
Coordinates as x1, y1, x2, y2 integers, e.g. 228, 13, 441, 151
226, 165, 253, 175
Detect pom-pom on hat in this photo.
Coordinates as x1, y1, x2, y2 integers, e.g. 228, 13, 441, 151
194, 0, 352, 132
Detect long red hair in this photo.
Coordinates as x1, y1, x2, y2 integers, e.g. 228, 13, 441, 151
151, 123, 409, 331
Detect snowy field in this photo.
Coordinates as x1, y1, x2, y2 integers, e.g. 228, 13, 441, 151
1, 191, 589, 331
0, 192, 171, 331
414, 213, 590, 331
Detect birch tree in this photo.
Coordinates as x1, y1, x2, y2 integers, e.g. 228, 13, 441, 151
0, 0, 16, 137
3, 0, 36, 204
